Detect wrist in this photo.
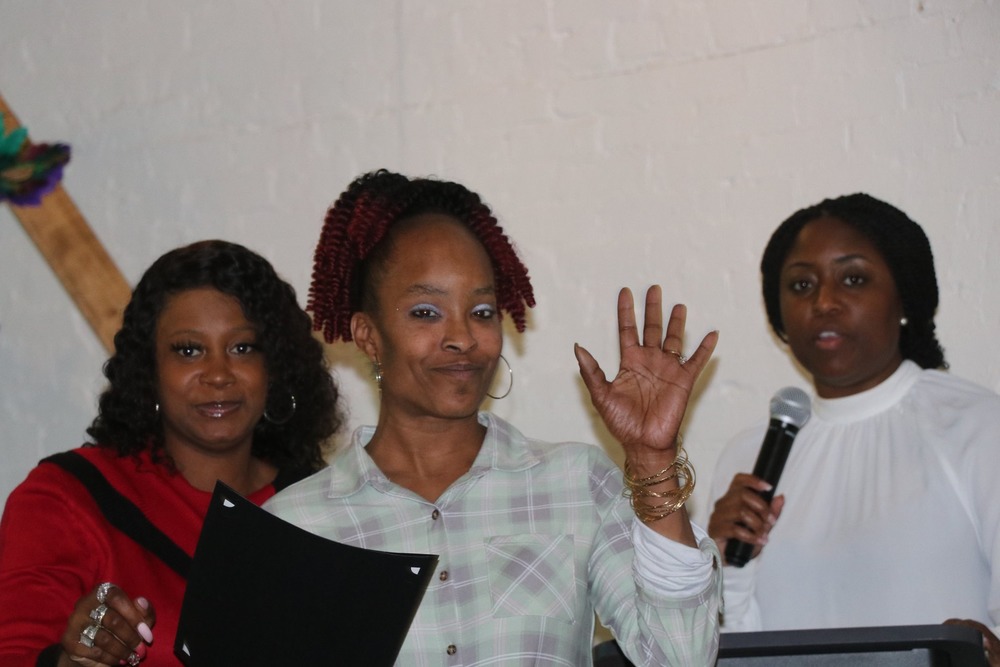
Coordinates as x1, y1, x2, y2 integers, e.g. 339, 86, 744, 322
623, 445, 696, 523
624, 433, 684, 477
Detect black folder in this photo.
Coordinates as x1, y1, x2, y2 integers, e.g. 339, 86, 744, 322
175, 482, 438, 666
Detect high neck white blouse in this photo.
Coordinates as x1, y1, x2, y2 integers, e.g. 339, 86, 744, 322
710, 360, 1000, 635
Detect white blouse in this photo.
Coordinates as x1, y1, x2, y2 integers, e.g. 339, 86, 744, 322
710, 360, 1000, 636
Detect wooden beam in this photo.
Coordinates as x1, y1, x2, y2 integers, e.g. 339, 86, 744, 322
2, 93, 131, 353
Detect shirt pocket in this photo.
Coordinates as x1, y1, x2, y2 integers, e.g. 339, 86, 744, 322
485, 533, 576, 622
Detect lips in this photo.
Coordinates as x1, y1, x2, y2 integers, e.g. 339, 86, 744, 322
814, 329, 846, 351
195, 401, 241, 418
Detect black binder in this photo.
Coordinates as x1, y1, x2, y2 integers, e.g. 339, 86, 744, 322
175, 482, 438, 666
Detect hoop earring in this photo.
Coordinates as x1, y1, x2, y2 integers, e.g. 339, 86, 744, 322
373, 357, 383, 392
264, 393, 297, 425
487, 354, 513, 400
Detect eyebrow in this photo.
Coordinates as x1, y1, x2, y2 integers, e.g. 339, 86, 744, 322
783, 253, 871, 271
162, 325, 258, 337
405, 284, 495, 297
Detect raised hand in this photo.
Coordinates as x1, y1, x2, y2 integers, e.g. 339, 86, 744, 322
574, 285, 717, 466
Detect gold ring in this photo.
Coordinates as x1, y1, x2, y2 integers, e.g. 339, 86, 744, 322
666, 349, 687, 364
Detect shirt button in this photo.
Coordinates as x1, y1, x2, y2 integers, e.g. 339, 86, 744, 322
446, 645, 457, 656
439, 570, 449, 581
431, 509, 440, 520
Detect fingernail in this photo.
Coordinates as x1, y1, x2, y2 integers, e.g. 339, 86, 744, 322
768, 514, 778, 526
138, 622, 154, 644
136, 596, 149, 610
761, 482, 774, 492
137, 643, 148, 658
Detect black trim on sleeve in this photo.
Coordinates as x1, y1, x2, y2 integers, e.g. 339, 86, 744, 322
41, 451, 192, 579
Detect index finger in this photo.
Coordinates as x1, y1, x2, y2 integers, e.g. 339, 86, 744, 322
104, 587, 155, 647
679, 328, 719, 378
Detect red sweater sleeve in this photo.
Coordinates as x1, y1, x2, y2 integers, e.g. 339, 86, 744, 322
0, 463, 110, 667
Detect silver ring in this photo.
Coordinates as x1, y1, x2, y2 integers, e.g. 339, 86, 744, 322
79, 624, 99, 648
666, 349, 687, 365
89, 604, 108, 624
127, 652, 141, 666
96, 582, 114, 604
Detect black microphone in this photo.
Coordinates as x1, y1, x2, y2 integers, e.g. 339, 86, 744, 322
724, 386, 811, 568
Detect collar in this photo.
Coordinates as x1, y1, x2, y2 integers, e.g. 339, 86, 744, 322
812, 359, 922, 424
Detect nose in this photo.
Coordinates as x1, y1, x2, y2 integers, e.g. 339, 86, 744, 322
811, 281, 841, 315
442, 317, 477, 353
200, 353, 236, 386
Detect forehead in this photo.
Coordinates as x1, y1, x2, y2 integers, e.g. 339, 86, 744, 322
384, 214, 493, 274
157, 287, 250, 329
785, 215, 887, 266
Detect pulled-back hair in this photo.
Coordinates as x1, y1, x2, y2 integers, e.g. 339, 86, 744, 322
87, 240, 341, 472
760, 193, 946, 370
309, 169, 535, 342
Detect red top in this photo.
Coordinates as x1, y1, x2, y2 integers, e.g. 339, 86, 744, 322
0, 446, 281, 667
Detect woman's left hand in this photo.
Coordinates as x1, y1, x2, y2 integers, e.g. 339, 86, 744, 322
944, 618, 1000, 666
575, 285, 718, 466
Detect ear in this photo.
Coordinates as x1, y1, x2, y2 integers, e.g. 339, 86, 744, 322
351, 311, 381, 361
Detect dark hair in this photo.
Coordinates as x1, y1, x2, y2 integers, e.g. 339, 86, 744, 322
760, 193, 946, 370
87, 240, 341, 472
308, 169, 535, 343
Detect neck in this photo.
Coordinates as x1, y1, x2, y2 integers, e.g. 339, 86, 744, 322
165, 443, 276, 496
365, 412, 486, 501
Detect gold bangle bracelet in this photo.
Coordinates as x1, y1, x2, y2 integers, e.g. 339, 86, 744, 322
622, 447, 696, 523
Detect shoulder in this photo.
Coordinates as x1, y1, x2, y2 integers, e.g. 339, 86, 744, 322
264, 464, 339, 517
482, 411, 617, 475
716, 421, 769, 467
709, 421, 769, 501
909, 369, 1000, 428
915, 368, 1000, 405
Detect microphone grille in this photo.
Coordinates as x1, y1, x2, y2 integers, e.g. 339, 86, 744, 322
769, 386, 812, 428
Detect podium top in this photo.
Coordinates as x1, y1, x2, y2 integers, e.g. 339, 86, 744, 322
719, 624, 987, 666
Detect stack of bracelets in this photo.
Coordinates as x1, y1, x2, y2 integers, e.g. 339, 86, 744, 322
622, 443, 696, 524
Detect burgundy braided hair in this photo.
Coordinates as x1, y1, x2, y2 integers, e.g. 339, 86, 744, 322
308, 170, 535, 343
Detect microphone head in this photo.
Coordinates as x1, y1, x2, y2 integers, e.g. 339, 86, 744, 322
769, 386, 811, 429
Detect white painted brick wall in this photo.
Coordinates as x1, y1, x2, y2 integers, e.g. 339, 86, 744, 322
2, 1, 998, 538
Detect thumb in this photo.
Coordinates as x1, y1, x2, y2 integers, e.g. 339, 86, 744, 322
574, 343, 607, 401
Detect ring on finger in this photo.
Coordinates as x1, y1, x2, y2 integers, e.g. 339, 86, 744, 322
666, 349, 687, 365
127, 651, 141, 666
96, 582, 115, 604
89, 604, 109, 624
79, 624, 100, 648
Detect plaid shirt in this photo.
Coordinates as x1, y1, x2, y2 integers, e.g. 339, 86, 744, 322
265, 412, 720, 666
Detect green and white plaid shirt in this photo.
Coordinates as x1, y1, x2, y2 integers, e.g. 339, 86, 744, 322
266, 412, 720, 666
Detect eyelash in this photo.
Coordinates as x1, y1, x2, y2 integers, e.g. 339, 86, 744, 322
171, 341, 201, 357
169, 341, 257, 356
787, 274, 866, 293
408, 304, 497, 319
472, 305, 496, 319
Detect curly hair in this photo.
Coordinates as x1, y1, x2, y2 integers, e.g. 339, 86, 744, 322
760, 193, 946, 370
308, 169, 536, 343
87, 240, 341, 472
